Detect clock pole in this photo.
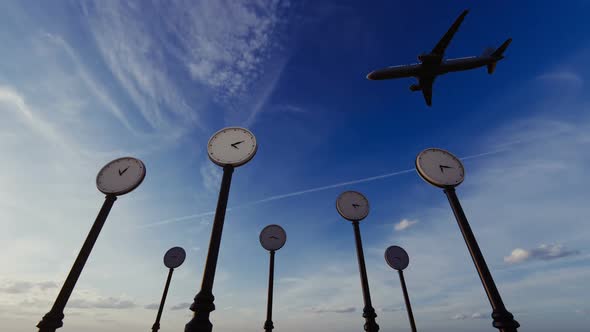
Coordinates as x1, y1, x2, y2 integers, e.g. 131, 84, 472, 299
37, 194, 117, 332
152, 268, 174, 332
397, 270, 417, 332
444, 187, 520, 332
185, 165, 234, 332
264, 250, 275, 332
352, 221, 380, 332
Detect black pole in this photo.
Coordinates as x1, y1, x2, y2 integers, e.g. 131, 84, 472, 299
264, 250, 275, 332
37, 194, 117, 332
186, 165, 234, 332
352, 221, 379, 332
152, 268, 174, 332
443, 187, 519, 332
398, 270, 417, 332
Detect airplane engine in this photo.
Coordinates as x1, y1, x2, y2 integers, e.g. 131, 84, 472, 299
409, 84, 421, 92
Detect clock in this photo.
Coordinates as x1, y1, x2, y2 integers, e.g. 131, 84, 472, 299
163, 247, 186, 269
384, 245, 409, 271
96, 157, 146, 195
415, 148, 464, 188
207, 127, 257, 167
336, 191, 370, 222
259, 224, 287, 251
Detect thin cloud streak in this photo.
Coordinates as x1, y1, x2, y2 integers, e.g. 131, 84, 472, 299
142, 148, 509, 228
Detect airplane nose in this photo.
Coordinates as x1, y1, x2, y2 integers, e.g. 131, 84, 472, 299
366, 71, 377, 80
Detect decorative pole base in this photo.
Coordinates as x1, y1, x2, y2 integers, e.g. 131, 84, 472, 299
185, 291, 215, 332
362, 307, 379, 332
492, 309, 520, 332
264, 320, 274, 332
37, 311, 64, 332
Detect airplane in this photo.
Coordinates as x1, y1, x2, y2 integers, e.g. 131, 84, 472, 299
366, 9, 512, 106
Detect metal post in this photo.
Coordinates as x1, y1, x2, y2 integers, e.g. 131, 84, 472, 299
398, 270, 417, 332
352, 221, 379, 332
186, 165, 234, 332
37, 195, 117, 332
152, 268, 174, 332
264, 250, 275, 332
443, 187, 519, 332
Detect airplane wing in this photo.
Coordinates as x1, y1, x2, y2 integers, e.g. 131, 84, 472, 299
430, 9, 469, 56
419, 76, 435, 106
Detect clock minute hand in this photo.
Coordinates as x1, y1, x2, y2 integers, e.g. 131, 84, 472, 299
230, 141, 245, 149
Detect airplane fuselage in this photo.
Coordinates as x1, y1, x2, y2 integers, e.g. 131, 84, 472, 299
367, 55, 500, 80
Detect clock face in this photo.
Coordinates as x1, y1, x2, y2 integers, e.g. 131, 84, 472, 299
259, 224, 287, 251
415, 148, 465, 188
207, 127, 257, 167
336, 191, 369, 222
385, 245, 409, 271
163, 247, 186, 269
96, 157, 146, 195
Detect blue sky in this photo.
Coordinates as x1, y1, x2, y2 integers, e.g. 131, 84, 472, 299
1, 1, 590, 331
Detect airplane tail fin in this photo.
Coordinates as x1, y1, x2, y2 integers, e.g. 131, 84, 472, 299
487, 38, 512, 74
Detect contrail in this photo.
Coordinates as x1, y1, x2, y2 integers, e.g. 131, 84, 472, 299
142, 148, 510, 228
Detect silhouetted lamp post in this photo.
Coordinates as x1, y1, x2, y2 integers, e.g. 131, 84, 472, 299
336, 191, 379, 332
185, 127, 257, 332
37, 157, 146, 332
415, 148, 519, 332
385, 246, 417, 332
152, 247, 186, 332
259, 225, 287, 332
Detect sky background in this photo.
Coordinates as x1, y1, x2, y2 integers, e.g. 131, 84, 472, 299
1, 1, 590, 331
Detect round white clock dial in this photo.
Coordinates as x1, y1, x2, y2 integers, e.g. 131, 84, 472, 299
385, 245, 409, 271
164, 247, 186, 269
207, 127, 257, 167
259, 224, 287, 251
415, 148, 465, 188
96, 157, 146, 195
336, 191, 370, 222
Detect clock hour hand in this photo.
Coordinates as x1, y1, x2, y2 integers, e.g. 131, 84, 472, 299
269, 236, 279, 240
352, 203, 360, 209
439, 165, 452, 173
230, 141, 245, 149
118, 167, 129, 176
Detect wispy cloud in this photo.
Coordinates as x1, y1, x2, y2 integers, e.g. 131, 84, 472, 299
0, 280, 58, 294
306, 306, 356, 314
170, 302, 192, 311
504, 244, 580, 264
69, 296, 136, 309
451, 312, 487, 320
394, 219, 418, 231
144, 303, 159, 310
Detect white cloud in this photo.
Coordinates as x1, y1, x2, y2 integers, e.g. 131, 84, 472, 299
504, 248, 531, 264
504, 244, 580, 264
69, 296, 136, 309
306, 306, 356, 314
394, 219, 418, 231
537, 70, 584, 87
144, 303, 159, 310
170, 302, 192, 311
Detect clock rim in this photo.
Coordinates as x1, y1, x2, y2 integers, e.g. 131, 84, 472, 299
163, 246, 186, 269
384, 245, 409, 271
415, 147, 465, 189
207, 126, 258, 167
336, 190, 370, 222
95, 156, 146, 196
259, 224, 287, 251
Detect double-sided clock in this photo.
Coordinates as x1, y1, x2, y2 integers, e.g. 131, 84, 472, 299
415, 148, 464, 188
385, 245, 409, 271
207, 127, 257, 167
96, 157, 146, 196
336, 191, 370, 222
259, 224, 287, 251
164, 247, 186, 269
